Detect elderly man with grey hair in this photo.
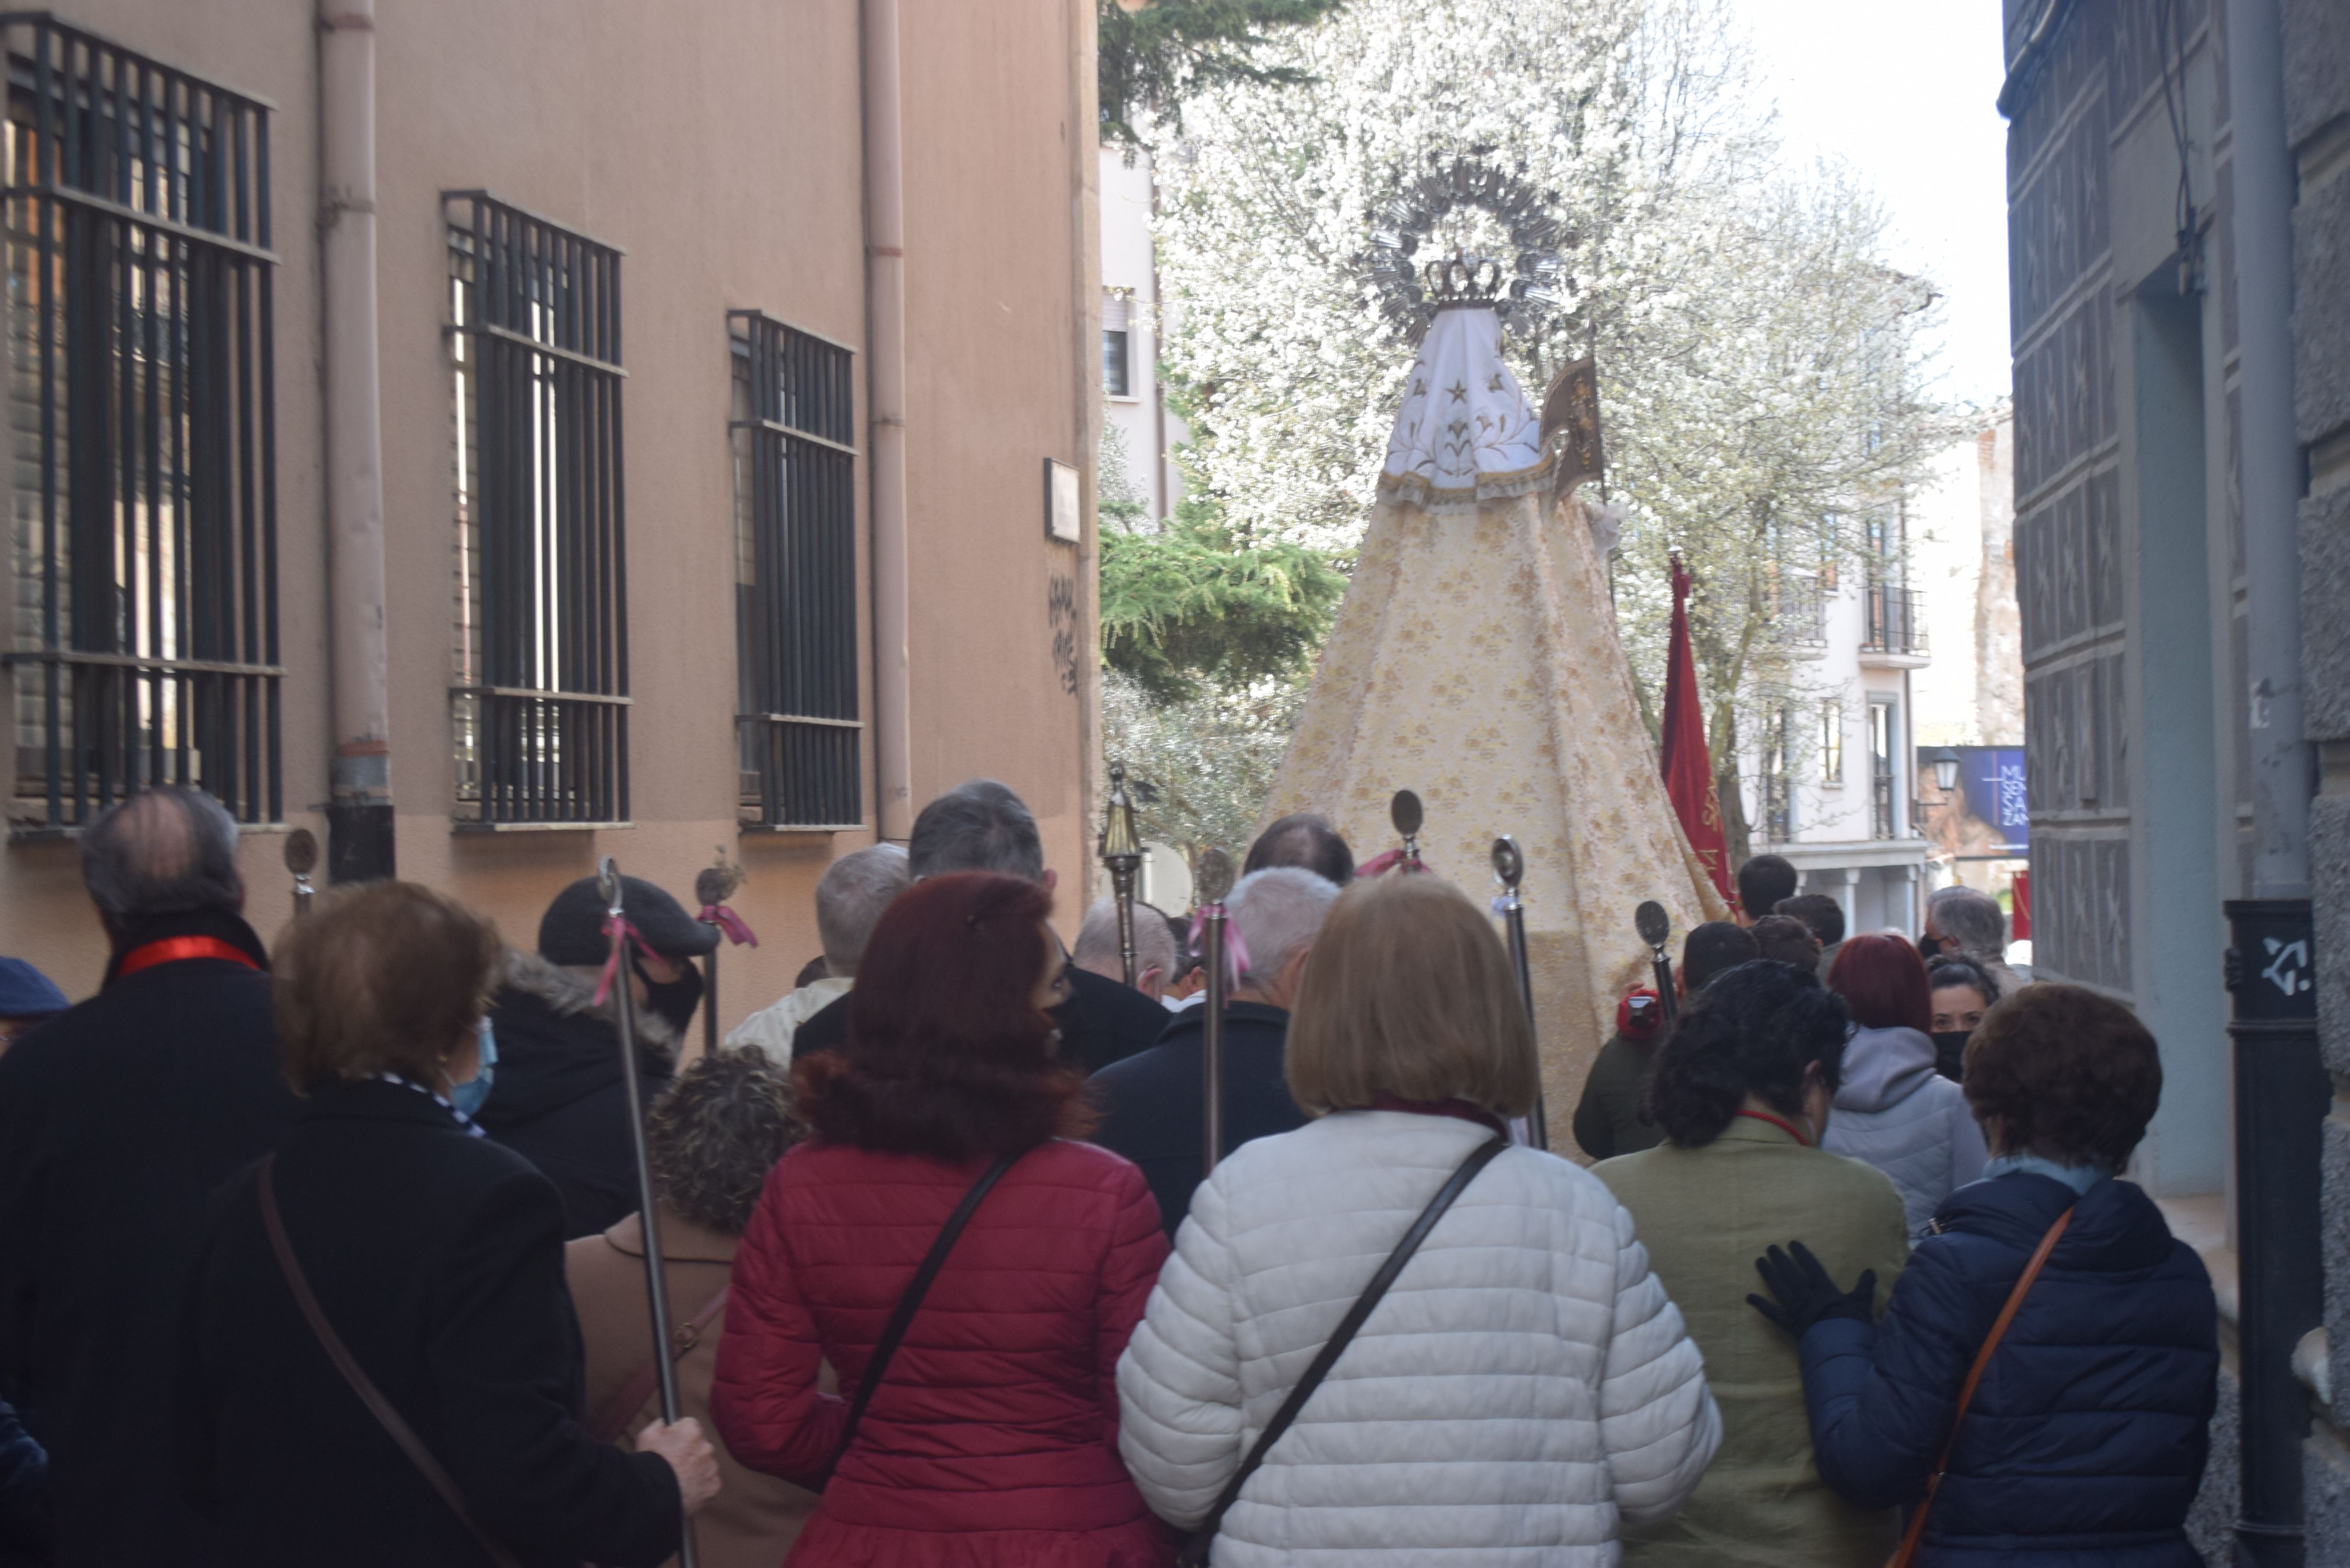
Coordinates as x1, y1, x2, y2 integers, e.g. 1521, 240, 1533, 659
786, 779, 1173, 1073
0, 787, 298, 1563
1072, 895, 1180, 999
727, 844, 911, 1063
1925, 883, 2030, 999
1088, 866, 1341, 1237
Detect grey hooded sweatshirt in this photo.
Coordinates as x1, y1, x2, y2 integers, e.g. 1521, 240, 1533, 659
1821, 1024, 1990, 1237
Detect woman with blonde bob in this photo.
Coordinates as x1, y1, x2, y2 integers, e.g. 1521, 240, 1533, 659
1116, 874, 1721, 1566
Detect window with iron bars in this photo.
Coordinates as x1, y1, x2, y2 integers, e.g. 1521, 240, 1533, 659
1762, 706, 1796, 843
446, 193, 628, 827
1870, 700, 1897, 839
3, 19, 281, 833
729, 312, 860, 829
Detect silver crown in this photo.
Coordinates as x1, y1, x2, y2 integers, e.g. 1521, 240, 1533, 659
1362, 153, 1577, 344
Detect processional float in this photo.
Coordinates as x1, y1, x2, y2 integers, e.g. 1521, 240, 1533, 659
1248, 155, 1729, 1137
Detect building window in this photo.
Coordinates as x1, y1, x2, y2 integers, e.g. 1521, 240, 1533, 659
3, 20, 282, 831
730, 312, 860, 829
1820, 700, 1844, 784
1870, 700, 1897, 839
1763, 706, 1795, 842
446, 193, 627, 826
1102, 290, 1132, 398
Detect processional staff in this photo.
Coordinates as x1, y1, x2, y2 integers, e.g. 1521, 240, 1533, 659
1099, 762, 1145, 989
1635, 900, 1677, 1023
694, 851, 756, 1059
282, 828, 318, 919
1490, 836, 1549, 1151
1194, 848, 1236, 1173
598, 858, 699, 1568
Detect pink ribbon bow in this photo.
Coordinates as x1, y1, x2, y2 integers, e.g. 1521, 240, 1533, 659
590, 915, 661, 1007
698, 904, 759, 948
1355, 848, 1433, 878
1188, 905, 1254, 989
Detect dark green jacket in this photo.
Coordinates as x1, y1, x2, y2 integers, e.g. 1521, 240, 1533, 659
1572, 1032, 1666, 1161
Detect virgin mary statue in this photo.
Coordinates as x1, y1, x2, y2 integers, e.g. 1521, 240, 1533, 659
1260, 267, 1727, 1148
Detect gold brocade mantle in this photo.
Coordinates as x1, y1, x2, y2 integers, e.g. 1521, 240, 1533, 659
1262, 488, 1730, 1153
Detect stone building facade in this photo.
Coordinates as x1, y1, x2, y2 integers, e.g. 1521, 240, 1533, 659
0, 0, 1107, 1029
2002, 0, 2349, 1558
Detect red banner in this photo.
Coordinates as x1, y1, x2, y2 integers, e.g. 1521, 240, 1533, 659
1659, 557, 1733, 903
2010, 870, 2031, 940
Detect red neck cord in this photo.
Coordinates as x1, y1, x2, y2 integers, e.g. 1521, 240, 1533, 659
115, 936, 261, 979
1734, 1107, 1812, 1147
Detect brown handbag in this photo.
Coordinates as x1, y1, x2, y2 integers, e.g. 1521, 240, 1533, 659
258, 1156, 526, 1568
1887, 1205, 2077, 1568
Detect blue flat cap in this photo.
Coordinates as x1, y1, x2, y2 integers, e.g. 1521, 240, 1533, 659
0, 958, 70, 1019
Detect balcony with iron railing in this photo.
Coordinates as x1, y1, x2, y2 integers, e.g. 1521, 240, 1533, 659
1764, 572, 1827, 658
1861, 583, 1930, 667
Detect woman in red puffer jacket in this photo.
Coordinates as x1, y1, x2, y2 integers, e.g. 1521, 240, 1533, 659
710, 871, 1173, 1567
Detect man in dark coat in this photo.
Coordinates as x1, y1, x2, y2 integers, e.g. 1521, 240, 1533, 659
1571, 920, 1757, 1160
476, 875, 716, 1240
790, 780, 1170, 1076
0, 787, 300, 1566
1089, 867, 1337, 1235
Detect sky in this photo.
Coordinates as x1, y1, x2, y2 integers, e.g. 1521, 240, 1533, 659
1734, 0, 2014, 412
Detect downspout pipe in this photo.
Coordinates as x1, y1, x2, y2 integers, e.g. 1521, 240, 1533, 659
862, 0, 914, 840
2222, 4, 2322, 1564
318, 0, 394, 881
2229, 0, 2310, 900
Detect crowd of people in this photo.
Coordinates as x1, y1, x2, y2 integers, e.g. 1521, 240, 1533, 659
0, 782, 2218, 1567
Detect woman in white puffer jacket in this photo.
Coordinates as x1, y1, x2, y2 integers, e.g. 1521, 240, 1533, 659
1116, 876, 1721, 1566
1822, 935, 1989, 1236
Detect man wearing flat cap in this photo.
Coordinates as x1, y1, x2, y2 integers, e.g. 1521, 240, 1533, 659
475, 875, 718, 1239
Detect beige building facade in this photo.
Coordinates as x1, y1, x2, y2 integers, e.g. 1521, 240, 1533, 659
0, 0, 1104, 1030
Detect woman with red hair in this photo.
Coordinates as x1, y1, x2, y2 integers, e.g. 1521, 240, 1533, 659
1822, 935, 1988, 1237
711, 873, 1172, 1566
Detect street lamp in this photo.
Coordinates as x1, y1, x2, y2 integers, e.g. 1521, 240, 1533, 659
1924, 747, 1962, 794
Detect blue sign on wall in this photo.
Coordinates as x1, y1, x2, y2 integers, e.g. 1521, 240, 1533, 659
1957, 746, 2028, 851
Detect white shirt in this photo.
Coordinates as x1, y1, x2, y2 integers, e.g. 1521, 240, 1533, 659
724, 975, 854, 1063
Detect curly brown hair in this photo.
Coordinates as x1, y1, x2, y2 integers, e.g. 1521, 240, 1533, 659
647, 1050, 804, 1235
1963, 983, 2160, 1168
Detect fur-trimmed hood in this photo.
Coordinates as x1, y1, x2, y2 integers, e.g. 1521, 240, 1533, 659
498, 949, 683, 1059
473, 950, 682, 1139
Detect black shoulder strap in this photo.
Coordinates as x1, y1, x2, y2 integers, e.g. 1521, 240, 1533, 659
1176, 1134, 1510, 1566
258, 1157, 525, 1568
823, 1148, 1023, 1483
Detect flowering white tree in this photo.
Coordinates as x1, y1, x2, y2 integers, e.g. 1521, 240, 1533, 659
1151, 0, 1942, 859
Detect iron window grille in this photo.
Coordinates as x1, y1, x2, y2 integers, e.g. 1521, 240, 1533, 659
1762, 706, 1795, 843
2, 18, 282, 834
1869, 701, 1897, 839
729, 311, 859, 830
446, 192, 628, 828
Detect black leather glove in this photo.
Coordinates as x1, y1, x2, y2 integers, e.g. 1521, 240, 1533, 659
1747, 1240, 1876, 1339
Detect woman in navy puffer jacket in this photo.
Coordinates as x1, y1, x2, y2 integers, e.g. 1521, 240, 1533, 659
1748, 983, 2216, 1567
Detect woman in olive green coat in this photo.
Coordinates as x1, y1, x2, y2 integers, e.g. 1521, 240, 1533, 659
1592, 960, 1909, 1568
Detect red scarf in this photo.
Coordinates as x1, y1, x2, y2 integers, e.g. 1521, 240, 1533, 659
114, 936, 262, 979
1734, 1107, 1812, 1147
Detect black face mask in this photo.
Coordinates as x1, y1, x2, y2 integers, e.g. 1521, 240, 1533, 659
635, 956, 706, 1034
1929, 1031, 1971, 1080
1917, 933, 1945, 960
